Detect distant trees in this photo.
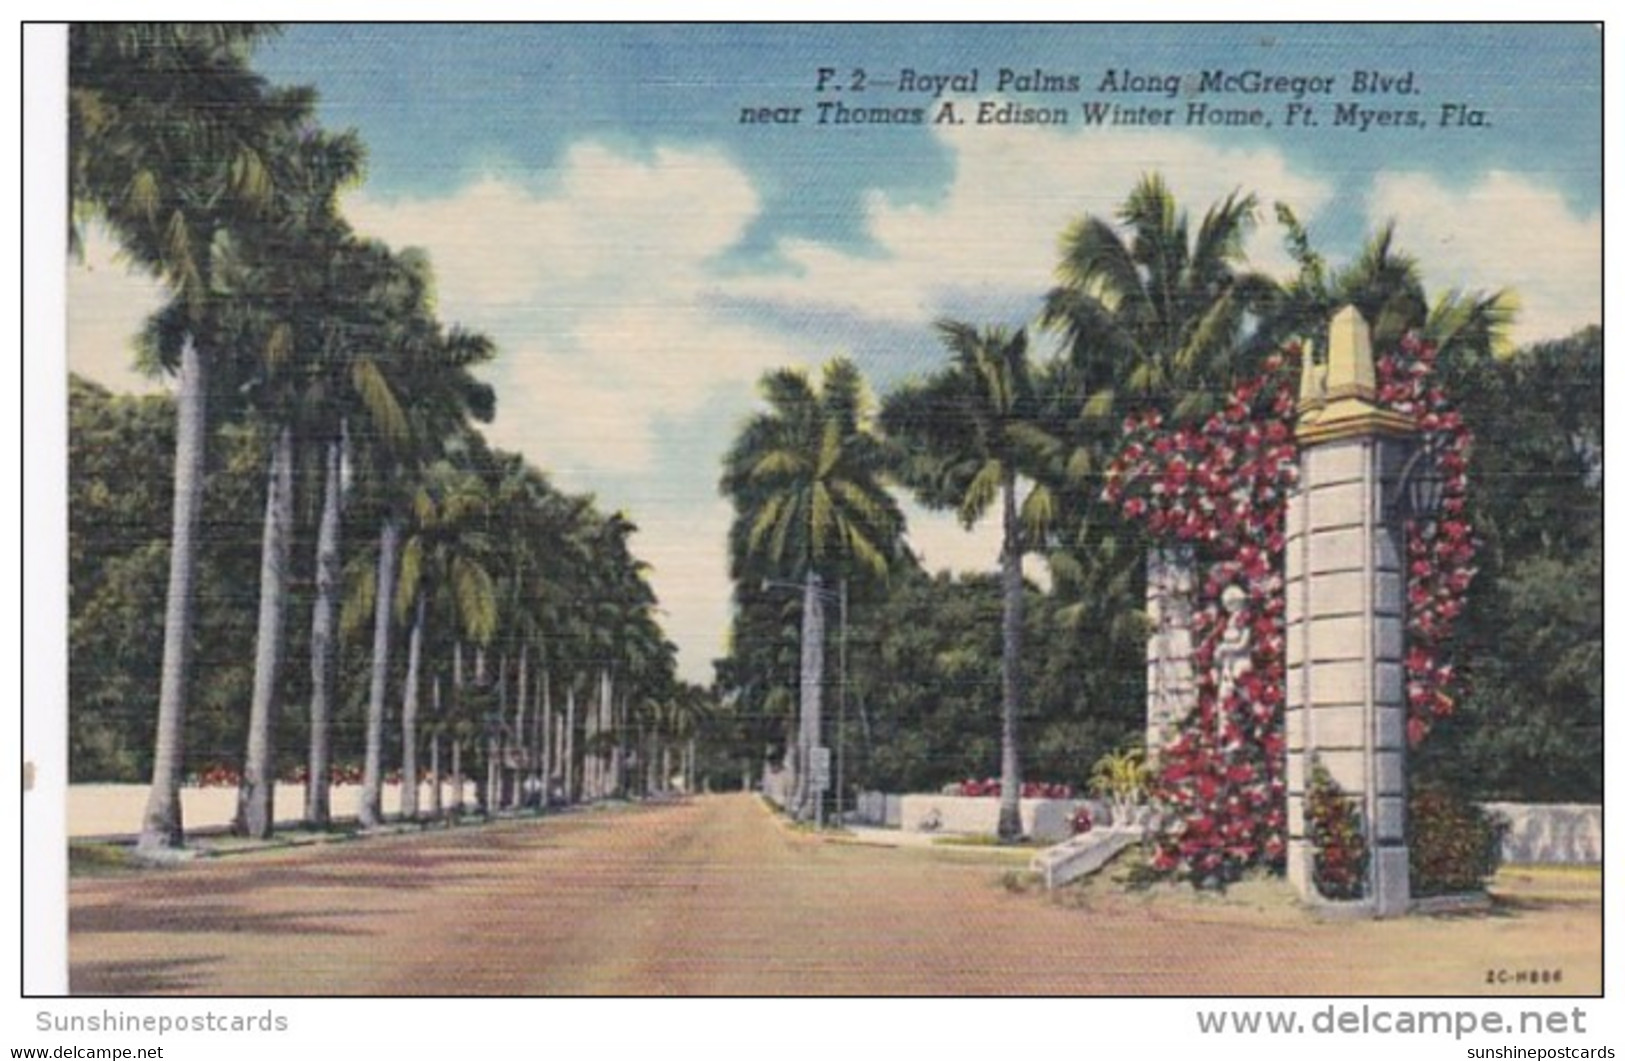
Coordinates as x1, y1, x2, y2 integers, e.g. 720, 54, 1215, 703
1412, 327, 1602, 801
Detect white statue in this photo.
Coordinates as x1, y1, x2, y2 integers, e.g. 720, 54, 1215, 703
1215, 583, 1253, 704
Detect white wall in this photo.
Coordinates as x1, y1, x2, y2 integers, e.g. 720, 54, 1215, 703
67, 782, 475, 839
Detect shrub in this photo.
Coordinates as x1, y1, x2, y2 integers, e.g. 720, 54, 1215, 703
1409, 783, 1506, 896
1089, 745, 1149, 822
1306, 761, 1366, 900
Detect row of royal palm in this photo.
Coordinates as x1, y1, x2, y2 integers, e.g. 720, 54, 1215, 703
216, 119, 370, 839
73, 26, 689, 843
303, 240, 451, 827
721, 359, 907, 821
69, 25, 496, 846
577, 511, 658, 802
70, 24, 309, 853
140, 188, 501, 840
451, 458, 684, 814
483, 454, 560, 811
210, 194, 496, 838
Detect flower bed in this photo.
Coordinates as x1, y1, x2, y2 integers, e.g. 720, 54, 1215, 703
944, 778, 1075, 799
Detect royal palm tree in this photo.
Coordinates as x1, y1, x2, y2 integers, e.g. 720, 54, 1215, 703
1272, 209, 1515, 373
1042, 173, 1277, 426
881, 322, 1062, 841
722, 358, 905, 821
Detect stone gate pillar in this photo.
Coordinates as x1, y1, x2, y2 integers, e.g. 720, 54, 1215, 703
1146, 545, 1197, 755
1286, 307, 1417, 917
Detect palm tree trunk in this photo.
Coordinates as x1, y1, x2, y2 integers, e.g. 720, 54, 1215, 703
797, 571, 826, 820
540, 669, 553, 807
451, 641, 464, 814
429, 674, 443, 818
584, 685, 599, 801
139, 334, 206, 853
564, 682, 577, 804
554, 710, 566, 801
305, 431, 344, 829
236, 423, 295, 840
485, 731, 499, 816
599, 669, 613, 798
615, 690, 628, 797
360, 517, 401, 828
451, 738, 463, 815
997, 469, 1024, 842
512, 645, 527, 808
400, 594, 426, 820
493, 649, 508, 810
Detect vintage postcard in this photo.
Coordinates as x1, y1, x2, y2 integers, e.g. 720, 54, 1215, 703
22, 18, 1605, 1043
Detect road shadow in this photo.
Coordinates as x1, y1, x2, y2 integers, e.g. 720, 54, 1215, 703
69, 955, 220, 995
71, 902, 380, 938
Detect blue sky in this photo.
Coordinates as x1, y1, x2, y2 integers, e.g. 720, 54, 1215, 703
68, 24, 1602, 682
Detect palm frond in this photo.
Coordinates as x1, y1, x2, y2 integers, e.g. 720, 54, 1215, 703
352, 355, 410, 445
452, 556, 498, 645
1020, 482, 1057, 543
958, 459, 1003, 528
396, 535, 423, 618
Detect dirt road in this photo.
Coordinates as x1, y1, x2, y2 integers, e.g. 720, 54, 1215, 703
69, 794, 1598, 995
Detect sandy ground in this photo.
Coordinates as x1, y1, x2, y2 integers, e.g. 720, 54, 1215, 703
68, 794, 1599, 996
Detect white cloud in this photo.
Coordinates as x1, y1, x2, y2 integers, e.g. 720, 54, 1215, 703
65, 224, 166, 394
343, 143, 808, 480
344, 143, 761, 317
1367, 170, 1600, 345
734, 121, 1333, 327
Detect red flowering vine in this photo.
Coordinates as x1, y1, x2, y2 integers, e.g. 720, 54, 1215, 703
1377, 333, 1477, 745
1102, 336, 1476, 885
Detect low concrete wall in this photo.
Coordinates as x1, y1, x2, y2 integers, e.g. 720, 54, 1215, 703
68, 782, 474, 839
848, 793, 1597, 865
898, 794, 1079, 842
1484, 803, 1601, 865
853, 791, 902, 827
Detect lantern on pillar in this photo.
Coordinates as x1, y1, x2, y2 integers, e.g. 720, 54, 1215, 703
1389, 435, 1446, 525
